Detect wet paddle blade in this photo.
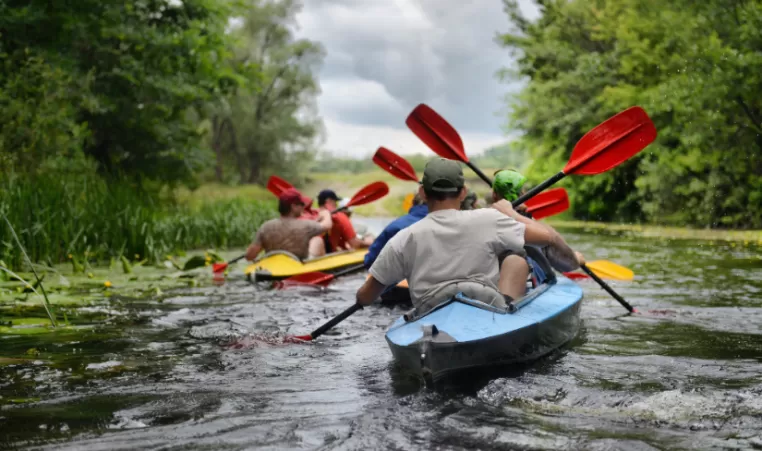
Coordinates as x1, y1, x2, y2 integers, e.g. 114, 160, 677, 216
564, 107, 657, 175
212, 262, 228, 273
525, 188, 570, 220
373, 147, 419, 182
345, 181, 389, 208
266, 175, 294, 197
406, 104, 468, 163
585, 260, 634, 281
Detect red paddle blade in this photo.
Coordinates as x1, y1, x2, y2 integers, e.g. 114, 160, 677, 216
406, 104, 468, 163
563, 272, 590, 280
285, 334, 312, 342
564, 107, 657, 175
266, 175, 294, 197
345, 181, 389, 208
373, 147, 419, 182
212, 263, 228, 273
525, 187, 570, 220
283, 271, 335, 286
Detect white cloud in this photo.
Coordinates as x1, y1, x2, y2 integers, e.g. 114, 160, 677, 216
294, 0, 541, 157
322, 117, 507, 158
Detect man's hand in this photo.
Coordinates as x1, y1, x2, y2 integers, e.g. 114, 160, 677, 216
574, 251, 586, 266
316, 209, 333, 232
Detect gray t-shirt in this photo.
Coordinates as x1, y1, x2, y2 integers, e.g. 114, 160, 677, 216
369, 208, 526, 306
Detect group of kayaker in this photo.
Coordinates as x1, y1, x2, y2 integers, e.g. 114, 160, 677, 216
244, 188, 374, 262
356, 158, 585, 313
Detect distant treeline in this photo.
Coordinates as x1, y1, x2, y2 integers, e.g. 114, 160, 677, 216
499, 0, 762, 228
311, 143, 529, 174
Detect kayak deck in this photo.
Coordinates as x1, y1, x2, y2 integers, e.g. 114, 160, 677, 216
245, 249, 368, 280
385, 275, 583, 382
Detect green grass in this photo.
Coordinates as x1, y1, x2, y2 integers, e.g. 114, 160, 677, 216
0, 173, 276, 271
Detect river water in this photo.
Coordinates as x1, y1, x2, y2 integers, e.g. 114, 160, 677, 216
2, 219, 762, 450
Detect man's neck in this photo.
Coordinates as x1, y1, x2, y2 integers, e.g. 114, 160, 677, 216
426, 200, 461, 213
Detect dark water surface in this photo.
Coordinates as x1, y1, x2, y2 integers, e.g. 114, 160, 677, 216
2, 219, 762, 450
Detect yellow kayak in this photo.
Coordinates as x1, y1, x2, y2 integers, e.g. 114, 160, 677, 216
245, 249, 368, 280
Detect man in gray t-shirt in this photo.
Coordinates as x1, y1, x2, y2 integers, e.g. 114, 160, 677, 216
356, 158, 583, 313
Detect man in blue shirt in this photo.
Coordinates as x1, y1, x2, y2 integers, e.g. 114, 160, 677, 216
364, 193, 428, 269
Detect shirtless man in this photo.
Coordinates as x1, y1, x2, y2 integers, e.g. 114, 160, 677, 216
356, 158, 583, 314
245, 188, 332, 261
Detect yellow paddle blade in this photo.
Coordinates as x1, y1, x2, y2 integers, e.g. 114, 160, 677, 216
402, 193, 414, 212
586, 260, 634, 281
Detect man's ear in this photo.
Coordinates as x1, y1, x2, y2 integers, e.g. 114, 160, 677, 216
418, 185, 427, 203
458, 186, 468, 202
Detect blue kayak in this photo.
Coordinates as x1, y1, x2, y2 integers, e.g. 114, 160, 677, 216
384, 275, 583, 382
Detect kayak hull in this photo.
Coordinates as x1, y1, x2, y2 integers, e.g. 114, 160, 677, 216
245, 249, 368, 281
384, 275, 583, 383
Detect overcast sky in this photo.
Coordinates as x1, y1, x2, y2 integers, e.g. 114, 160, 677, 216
294, 0, 540, 157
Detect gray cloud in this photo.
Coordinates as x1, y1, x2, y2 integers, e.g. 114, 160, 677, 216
296, 0, 539, 136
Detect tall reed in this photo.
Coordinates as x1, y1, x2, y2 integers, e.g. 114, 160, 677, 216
0, 173, 276, 270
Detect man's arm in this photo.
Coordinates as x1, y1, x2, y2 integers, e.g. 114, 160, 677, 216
356, 275, 387, 305
356, 233, 405, 303
348, 235, 373, 249
492, 199, 580, 272
316, 209, 333, 233
245, 242, 262, 261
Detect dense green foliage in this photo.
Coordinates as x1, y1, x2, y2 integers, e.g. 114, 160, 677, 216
0, 0, 234, 182
0, 170, 275, 270
0, 0, 321, 269
499, 0, 762, 228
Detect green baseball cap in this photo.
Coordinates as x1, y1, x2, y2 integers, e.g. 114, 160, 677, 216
492, 169, 527, 202
422, 158, 465, 193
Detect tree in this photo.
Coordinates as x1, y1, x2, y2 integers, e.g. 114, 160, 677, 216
0, 0, 236, 184
210, 0, 324, 186
497, 0, 762, 228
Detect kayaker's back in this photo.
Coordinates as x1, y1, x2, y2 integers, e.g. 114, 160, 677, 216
370, 208, 526, 305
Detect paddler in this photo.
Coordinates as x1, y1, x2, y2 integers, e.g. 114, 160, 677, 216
363, 193, 428, 269
244, 188, 333, 261
317, 189, 373, 252
492, 169, 530, 217
355, 158, 584, 313
491, 168, 585, 284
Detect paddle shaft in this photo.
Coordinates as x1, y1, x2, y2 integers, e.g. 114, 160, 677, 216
308, 303, 363, 340
514, 171, 566, 207
580, 264, 636, 313
466, 161, 493, 187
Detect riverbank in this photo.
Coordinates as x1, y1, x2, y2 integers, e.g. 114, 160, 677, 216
548, 219, 762, 245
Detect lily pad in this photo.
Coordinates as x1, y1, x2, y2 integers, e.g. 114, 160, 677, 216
182, 255, 207, 271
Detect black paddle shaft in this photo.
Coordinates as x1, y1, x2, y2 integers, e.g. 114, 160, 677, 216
229, 255, 246, 264
309, 303, 363, 340
580, 264, 636, 313
513, 171, 566, 207
466, 162, 493, 187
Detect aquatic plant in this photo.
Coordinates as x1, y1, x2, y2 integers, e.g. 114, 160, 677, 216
0, 173, 275, 271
